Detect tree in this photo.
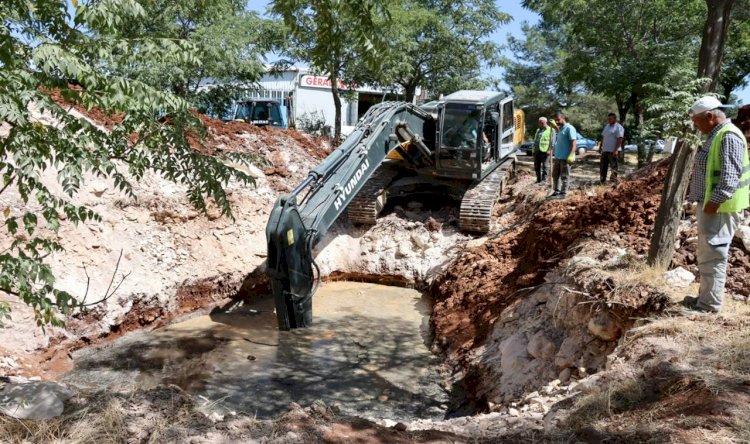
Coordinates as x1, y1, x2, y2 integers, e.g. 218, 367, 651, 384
0, 0, 256, 325
648, 0, 737, 269
271, 0, 387, 143
103, 0, 276, 110
524, 0, 705, 165
502, 21, 615, 137
719, 0, 750, 102
373, 0, 509, 103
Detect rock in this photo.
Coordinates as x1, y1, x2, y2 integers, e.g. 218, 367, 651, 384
508, 407, 520, 417
737, 225, 750, 251
394, 422, 408, 431
559, 368, 572, 384
568, 255, 598, 269
529, 397, 545, 407
425, 217, 442, 232
527, 332, 557, 360
395, 243, 410, 258
466, 237, 488, 249
587, 311, 621, 341
554, 337, 579, 369
411, 233, 429, 250
0, 382, 73, 420
664, 267, 696, 288
500, 332, 531, 376
543, 409, 567, 434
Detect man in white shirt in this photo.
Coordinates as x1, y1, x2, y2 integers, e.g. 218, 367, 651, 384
599, 113, 624, 184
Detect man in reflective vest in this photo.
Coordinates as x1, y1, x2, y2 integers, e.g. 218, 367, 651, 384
683, 96, 750, 314
532, 117, 556, 184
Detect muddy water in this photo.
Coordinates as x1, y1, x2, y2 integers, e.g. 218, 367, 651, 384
64, 282, 449, 420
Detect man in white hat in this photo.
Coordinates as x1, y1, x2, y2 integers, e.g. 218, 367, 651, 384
683, 96, 749, 314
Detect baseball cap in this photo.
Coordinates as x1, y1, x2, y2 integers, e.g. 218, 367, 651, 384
689, 96, 728, 116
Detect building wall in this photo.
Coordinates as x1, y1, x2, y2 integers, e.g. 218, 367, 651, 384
255, 69, 400, 130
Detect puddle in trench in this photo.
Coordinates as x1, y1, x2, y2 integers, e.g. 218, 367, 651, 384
64, 282, 449, 420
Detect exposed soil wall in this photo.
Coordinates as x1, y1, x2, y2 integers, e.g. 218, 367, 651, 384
431, 159, 670, 362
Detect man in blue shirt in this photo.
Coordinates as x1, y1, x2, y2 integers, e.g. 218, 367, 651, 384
551, 112, 577, 198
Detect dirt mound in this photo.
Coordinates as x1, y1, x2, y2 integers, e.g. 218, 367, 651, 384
431, 159, 669, 358
45, 89, 330, 191
673, 228, 750, 299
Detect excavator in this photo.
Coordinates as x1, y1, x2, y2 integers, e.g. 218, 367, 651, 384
266, 91, 522, 330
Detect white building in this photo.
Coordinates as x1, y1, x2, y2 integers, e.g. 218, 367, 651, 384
250, 66, 423, 132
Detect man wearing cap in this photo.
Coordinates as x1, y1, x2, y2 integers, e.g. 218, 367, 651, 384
533, 117, 556, 184
683, 96, 750, 314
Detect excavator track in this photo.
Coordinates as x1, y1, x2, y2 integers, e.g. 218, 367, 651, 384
347, 167, 399, 225
459, 158, 515, 233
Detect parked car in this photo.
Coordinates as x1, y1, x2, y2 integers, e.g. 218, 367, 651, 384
624, 139, 665, 153
575, 134, 598, 154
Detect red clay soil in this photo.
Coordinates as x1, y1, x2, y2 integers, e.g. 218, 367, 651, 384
44, 89, 330, 190
431, 158, 675, 360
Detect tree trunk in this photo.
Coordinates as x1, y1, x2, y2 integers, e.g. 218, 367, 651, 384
647, 0, 736, 269
697, 0, 735, 93
632, 95, 648, 167
617, 95, 633, 163
404, 82, 418, 104
721, 81, 733, 103
616, 97, 630, 124
331, 76, 342, 145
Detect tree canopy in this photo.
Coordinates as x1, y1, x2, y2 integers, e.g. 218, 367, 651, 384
100, 0, 277, 113
0, 0, 255, 325
375, 0, 509, 102
271, 0, 388, 142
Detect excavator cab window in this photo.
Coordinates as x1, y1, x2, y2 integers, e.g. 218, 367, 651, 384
234, 100, 282, 126
439, 104, 483, 173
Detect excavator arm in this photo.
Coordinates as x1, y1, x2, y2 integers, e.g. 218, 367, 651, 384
265, 102, 432, 330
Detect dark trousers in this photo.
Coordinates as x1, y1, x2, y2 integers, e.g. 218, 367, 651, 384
552, 159, 570, 194
600, 152, 618, 183
534, 150, 549, 182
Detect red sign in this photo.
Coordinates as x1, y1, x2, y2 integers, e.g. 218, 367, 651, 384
301, 75, 358, 90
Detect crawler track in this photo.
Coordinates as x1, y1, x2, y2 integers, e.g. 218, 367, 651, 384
459, 159, 515, 233
347, 167, 399, 225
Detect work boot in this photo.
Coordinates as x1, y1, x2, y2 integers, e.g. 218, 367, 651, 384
682, 295, 699, 309
676, 307, 714, 317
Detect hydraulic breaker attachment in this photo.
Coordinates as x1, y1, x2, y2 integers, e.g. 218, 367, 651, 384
265, 193, 316, 330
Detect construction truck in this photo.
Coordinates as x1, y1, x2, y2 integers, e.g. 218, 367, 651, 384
233, 98, 289, 129
266, 91, 522, 330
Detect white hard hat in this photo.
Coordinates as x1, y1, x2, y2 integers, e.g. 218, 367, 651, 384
689, 96, 727, 116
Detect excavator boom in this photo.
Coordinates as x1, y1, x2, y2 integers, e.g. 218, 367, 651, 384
265, 102, 432, 330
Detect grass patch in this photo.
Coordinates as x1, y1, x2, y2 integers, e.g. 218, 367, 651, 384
566, 378, 647, 430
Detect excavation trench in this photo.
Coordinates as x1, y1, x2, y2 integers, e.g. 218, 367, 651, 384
62, 281, 452, 421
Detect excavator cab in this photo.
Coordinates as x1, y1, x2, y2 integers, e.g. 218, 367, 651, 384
435, 91, 510, 181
